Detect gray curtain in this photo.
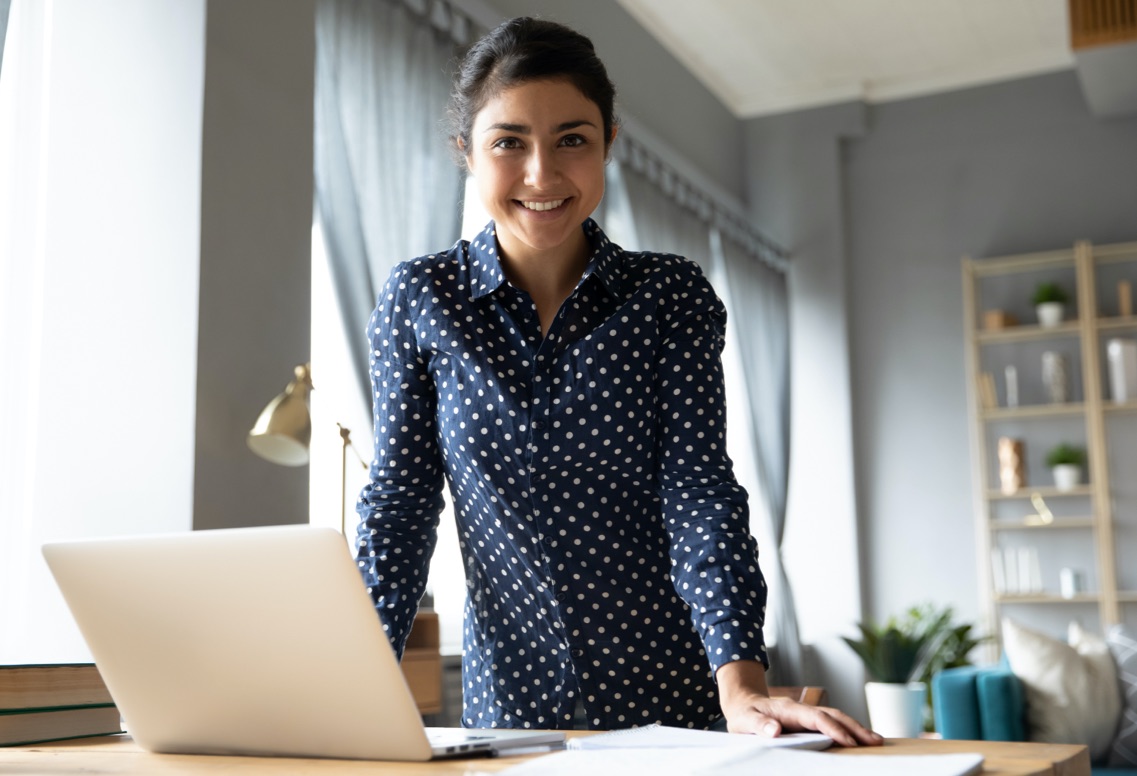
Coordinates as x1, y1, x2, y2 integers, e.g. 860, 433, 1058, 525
314, 0, 466, 402
713, 229, 800, 686
0, 0, 11, 77
603, 158, 713, 268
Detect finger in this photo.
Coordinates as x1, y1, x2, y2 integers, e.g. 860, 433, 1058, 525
809, 707, 883, 747
726, 708, 782, 737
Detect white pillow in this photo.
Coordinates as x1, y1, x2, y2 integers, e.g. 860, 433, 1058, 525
1001, 618, 1121, 762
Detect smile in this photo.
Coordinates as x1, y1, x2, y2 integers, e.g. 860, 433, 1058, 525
519, 199, 566, 212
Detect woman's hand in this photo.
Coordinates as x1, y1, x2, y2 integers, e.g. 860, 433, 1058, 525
716, 660, 884, 747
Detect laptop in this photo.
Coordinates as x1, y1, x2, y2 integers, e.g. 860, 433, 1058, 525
42, 525, 564, 761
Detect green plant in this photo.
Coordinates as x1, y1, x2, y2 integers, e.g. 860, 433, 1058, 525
1032, 282, 1069, 306
842, 604, 984, 684
843, 604, 987, 731
1046, 443, 1084, 468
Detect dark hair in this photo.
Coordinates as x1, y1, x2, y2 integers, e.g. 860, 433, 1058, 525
448, 17, 618, 158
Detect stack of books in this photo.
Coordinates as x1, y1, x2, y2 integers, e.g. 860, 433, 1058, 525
1, 664, 122, 746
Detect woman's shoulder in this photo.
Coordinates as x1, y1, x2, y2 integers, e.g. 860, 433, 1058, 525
379, 241, 471, 298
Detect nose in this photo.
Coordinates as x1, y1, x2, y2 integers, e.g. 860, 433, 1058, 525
523, 146, 559, 189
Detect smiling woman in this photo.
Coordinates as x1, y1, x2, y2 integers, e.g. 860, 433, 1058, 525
351, 15, 879, 746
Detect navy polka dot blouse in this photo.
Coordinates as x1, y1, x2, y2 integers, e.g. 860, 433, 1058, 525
356, 219, 768, 731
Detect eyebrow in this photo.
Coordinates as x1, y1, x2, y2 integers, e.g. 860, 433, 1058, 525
484, 120, 597, 134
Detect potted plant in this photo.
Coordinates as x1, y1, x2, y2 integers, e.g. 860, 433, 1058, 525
843, 604, 985, 737
1032, 283, 1069, 328
1046, 443, 1084, 491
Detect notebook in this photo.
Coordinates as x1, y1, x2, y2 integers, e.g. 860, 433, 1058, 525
42, 525, 564, 761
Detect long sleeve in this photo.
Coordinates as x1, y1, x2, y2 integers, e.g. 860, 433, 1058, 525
355, 262, 445, 659
653, 262, 769, 675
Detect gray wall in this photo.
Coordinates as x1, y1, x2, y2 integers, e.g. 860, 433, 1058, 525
843, 69, 1137, 623
744, 68, 1137, 717
194, 0, 316, 530
477, 0, 746, 201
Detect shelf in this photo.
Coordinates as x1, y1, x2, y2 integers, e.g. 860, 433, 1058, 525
1103, 401, 1137, 415
982, 403, 1084, 420
1118, 592, 1137, 603
977, 321, 1081, 344
1091, 242, 1137, 264
990, 517, 1096, 531
1097, 315, 1137, 332
995, 593, 1100, 605
986, 486, 1093, 500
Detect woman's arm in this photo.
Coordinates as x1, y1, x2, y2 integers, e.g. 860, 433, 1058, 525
356, 263, 446, 658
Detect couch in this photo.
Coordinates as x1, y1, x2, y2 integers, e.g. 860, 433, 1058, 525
933, 660, 1137, 776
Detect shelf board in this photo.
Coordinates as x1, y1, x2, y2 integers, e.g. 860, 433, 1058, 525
1103, 400, 1137, 415
995, 593, 1100, 604
1098, 315, 1137, 331
1118, 592, 1137, 603
970, 249, 1075, 276
977, 321, 1081, 344
982, 403, 1085, 420
989, 517, 1096, 531
1091, 243, 1137, 264
986, 486, 1093, 500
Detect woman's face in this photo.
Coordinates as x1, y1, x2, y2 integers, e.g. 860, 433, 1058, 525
465, 78, 610, 264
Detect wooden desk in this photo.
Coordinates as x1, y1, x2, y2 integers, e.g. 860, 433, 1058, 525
0, 733, 1089, 775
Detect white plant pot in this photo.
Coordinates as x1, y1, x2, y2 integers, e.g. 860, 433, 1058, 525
1052, 464, 1081, 492
1036, 302, 1064, 328
864, 681, 926, 739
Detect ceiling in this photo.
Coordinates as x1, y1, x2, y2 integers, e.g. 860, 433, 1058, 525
614, 0, 1076, 118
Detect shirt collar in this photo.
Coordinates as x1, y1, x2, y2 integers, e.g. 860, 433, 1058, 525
466, 219, 624, 301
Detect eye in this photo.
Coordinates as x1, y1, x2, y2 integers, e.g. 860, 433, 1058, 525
491, 137, 522, 150
559, 134, 587, 148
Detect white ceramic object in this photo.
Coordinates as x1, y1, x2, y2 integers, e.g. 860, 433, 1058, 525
864, 681, 926, 739
1052, 464, 1080, 492
1107, 338, 1137, 404
1036, 302, 1064, 328
1042, 351, 1068, 404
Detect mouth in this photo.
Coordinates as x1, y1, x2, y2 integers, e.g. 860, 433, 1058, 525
518, 198, 568, 212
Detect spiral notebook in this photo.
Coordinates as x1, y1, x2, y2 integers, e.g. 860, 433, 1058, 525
566, 723, 833, 751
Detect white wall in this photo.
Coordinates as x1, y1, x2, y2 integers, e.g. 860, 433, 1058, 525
0, 0, 205, 662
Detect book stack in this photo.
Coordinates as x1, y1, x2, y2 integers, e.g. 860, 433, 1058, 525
1, 664, 122, 746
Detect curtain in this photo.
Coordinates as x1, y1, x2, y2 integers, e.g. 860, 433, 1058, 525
314, 0, 466, 404
0, 0, 11, 77
602, 159, 713, 267
713, 229, 801, 686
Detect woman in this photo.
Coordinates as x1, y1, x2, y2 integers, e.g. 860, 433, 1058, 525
356, 16, 880, 746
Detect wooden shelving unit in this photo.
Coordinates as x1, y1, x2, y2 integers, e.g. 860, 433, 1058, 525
962, 240, 1137, 639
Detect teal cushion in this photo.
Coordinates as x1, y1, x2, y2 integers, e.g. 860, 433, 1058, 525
933, 665, 983, 740
976, 664, 1025, 741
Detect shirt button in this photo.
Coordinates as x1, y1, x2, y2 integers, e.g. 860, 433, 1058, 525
542, 536, 553, 545
570, 648, 585, 659
532, 419, 545, 430
556, 592, 567, 602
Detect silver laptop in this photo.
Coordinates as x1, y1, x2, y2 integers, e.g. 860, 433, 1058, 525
42, 525, 564, 761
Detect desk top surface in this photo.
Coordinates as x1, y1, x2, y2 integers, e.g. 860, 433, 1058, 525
0, 733, 1090, 776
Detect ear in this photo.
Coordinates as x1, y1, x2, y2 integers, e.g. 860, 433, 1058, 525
604, 125, 619, 160
457, 137, 473, 173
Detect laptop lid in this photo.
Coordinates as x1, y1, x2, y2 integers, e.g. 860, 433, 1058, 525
42, 525, 561, 761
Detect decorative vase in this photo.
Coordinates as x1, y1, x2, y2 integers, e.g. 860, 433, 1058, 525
1052, 464, 1080, 492
997, 437, 1025, 495
1042, 352, 1068, 404
1036, 302, 1064, 328
864, 681, 926, 738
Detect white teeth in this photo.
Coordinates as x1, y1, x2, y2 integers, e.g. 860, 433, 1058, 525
521, 199, 565, 212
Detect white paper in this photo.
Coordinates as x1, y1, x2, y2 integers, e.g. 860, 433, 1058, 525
566, 724, 830, 751
497, 746, 985, 776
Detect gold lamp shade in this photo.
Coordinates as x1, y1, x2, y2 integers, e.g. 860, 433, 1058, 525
247, 363, 313, 466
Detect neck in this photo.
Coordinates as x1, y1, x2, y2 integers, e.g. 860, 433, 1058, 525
497, 225, 590, 334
